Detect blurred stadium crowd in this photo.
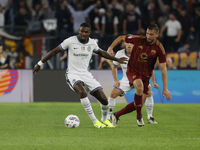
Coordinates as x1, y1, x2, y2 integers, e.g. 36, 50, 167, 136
0, 0, 200, 69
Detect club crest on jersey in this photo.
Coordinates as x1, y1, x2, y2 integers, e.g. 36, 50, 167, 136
81, 47, 85, 50
127, 36, 132, 39
87, 46, 91, 52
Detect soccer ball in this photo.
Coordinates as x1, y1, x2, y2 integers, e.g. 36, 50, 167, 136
64, 115, 80, 128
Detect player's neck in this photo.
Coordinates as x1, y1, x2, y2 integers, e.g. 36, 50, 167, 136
77, 35, 89, 44
149, 39, 157, 45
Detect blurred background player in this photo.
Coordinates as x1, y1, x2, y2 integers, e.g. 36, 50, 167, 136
107, 42, 159, 126
33, 22, 127, 128
0, 42, 10, 69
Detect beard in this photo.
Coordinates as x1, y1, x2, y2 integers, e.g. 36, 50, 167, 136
147, 38, 154, 44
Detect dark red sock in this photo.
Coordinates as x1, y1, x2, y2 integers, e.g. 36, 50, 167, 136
115, 102, 136, 117
134, 94, 143, 118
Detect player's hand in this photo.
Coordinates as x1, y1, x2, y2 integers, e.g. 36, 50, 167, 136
107, 47, 114, 56
33, 64, 41, 74
113, 81, 120, 88
117, 57, 128, 64
162, 89, 171, 101
152, 83, 159, 89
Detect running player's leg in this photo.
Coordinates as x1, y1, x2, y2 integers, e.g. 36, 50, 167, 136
133, 79, 143, 117
107, 89, 122, 120
73, 82, 106, 127
92, 89, 115, 127
144, 86, 158, 124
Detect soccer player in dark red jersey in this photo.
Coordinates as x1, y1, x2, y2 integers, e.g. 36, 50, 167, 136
107, 24, 171, 127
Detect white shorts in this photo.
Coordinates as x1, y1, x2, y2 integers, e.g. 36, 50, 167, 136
115, 76, 134, 96
65, 71, 102, 94
115, 76, 151, 96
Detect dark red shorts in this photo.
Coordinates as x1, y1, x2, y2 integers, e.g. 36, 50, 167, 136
126, 72, 150, 95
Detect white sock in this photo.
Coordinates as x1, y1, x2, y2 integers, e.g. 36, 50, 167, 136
80, 97, 97, 124
107, 97, 116, 120
145, 96, 154, 119
100, 104, 108, 121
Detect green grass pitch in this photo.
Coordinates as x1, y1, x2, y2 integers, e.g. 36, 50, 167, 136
0, 103, 200, 150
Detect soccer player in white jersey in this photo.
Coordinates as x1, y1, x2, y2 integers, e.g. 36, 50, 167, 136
107, 42, 159, 127
33, 22, 127, 128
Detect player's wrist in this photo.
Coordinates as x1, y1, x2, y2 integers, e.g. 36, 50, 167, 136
37, 60, 44, 66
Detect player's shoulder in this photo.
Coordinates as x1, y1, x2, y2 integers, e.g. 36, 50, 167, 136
88, 37, 98, 44
155, 40, 164, 48
126, 34, 146, 39
63, 35, 76, 43
155, 40, 165, 54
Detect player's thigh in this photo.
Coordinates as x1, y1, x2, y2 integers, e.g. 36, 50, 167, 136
133, 79, 144, 94
66, 73, 84, 91
115, 77, 133, 97
110, 88, 123, 98
81, 72, 102, 94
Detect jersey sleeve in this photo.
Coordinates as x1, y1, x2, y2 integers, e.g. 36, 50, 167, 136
125, 35, 142, 44
92, 39, 100, 53
60, 38, 70, 51
113, 51, 120, 66
157, 43, 166, 63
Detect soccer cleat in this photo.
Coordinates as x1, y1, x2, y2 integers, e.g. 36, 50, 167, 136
137, 116, 145, 127
94, 120, 106, 128
148, 117, 158, 124
111, 113, 119, 127
101, 119, 115, 128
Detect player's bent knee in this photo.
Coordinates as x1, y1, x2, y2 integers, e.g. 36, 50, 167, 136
100, 98, 108, 105
110, 90, 121, 98
79, 90, 87, 98
135, 86, 143, 95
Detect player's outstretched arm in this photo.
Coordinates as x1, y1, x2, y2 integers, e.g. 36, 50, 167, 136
107, 35, 126, 55
159, 62, 171, 100
112, 65, 120, 88
97, 50, 127, 64
33, 46, 62, 74
151, 70, 159, 89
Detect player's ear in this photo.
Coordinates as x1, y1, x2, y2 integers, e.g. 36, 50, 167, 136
156, 33, 159, 38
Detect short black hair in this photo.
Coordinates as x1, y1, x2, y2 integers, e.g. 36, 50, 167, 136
80, 22, 91, 30
147, 24, 159, 33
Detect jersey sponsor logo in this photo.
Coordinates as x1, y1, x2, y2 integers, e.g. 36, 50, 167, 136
140, 53, 148, 59
127, 36, 132, 39
73, 53, 89, 59
137, 53, 148, 63
74, 47, 78, 49
138, 45, 143, 49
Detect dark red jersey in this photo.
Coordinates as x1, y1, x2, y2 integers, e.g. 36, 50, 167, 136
125, 35, 166, 78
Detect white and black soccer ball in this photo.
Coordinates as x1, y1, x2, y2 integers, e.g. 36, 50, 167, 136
64, 115, 80, 128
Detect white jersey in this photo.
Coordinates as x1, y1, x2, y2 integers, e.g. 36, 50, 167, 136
60, 35, 100, 73
113, 49, 129, 77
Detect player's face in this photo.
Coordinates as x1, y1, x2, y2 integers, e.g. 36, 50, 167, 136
146, 29, 158, 45
78, 26, 91, 43
125, 42, 133, 54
